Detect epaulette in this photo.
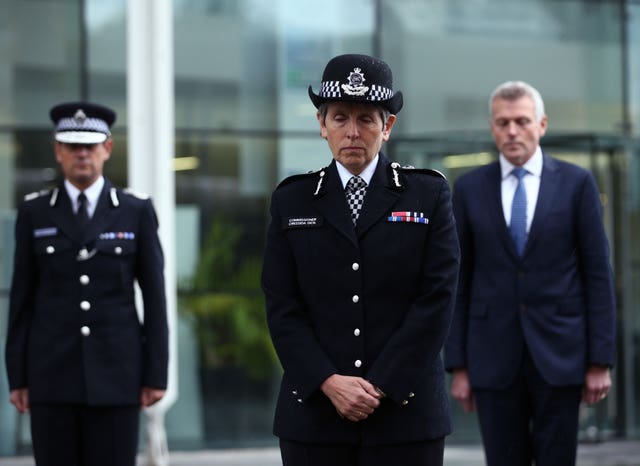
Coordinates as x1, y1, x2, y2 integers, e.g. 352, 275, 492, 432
399, 165, 446, 180
122, 187, 150, 200
24, 189, 52, 202
276, 168, 325, 190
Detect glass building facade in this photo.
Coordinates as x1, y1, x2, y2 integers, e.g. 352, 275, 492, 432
1, 0, 640, 455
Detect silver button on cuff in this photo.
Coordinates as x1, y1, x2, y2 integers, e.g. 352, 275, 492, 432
352, 262, 360, 271
79, 248, 88, 257
80, 301, 91, 311
354, 328, 361, 337
79, 275, 90, 285
352, 295, 359, 303
80, 326, 91, 337
354, 359, 362, 368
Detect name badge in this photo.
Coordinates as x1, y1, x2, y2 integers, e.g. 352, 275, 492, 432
284, 217, 323, 229
33, 227, 58, 238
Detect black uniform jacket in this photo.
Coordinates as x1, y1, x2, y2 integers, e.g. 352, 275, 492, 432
5, 179, 168, 406
261, 154, 460, 446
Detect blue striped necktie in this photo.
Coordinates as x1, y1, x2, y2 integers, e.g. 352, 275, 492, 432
510, 167, 528, 255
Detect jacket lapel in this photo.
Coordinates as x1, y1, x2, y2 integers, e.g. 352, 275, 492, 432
48, 186, 84, 244
484, 163, 519, 258
312, 162, 358, 246
522, 153, 560, 257
82, 181, 115, 244
356, 156, 400, 237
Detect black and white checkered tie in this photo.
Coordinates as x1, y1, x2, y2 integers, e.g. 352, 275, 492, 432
345, 176, 367, 225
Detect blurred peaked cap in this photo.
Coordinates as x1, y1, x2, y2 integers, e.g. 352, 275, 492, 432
308, 53, 403, 114
50, 101, 117, 144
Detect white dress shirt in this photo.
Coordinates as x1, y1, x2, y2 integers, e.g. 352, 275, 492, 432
336, 154, 379, 189
65, 176, 105, 219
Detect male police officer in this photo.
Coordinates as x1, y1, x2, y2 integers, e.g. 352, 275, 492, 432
5, 102, 168, 466
262, 54, 460, 466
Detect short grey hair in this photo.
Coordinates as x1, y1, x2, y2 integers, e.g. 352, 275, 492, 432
317, 102, 391, 128
489, 81, 545, 123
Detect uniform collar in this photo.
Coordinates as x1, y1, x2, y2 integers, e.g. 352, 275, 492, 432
64, 176, 105, 213
335, 154, 379, 188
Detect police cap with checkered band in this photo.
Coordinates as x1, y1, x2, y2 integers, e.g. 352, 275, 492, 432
308, 54, 403, 114
50, 102, 116, 144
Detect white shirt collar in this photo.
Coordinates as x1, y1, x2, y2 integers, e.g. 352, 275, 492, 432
336, 154, 379, 189
65, 176, 105, 215
499, 146, 543, 179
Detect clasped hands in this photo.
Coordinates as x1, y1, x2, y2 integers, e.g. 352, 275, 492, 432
320, 374, 384, 422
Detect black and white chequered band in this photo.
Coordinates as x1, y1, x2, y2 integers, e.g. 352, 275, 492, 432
319, 81, 394, 102
367, 84, 393, 101
56, 117, 110, 135
320, 80, 341, 98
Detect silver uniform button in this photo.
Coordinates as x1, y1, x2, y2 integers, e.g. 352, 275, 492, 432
354, 328, 361, 337
408, 392, 415, 398
352, 262, 360, 271
46, 246, 55, 254
352, 295, 359, 303
80, 326, 91, 337
114, 246, 123, 255
79, 248, 88, 257
354, 359, 362, 368
80, 300, 91, 311
79, 275, 90, 285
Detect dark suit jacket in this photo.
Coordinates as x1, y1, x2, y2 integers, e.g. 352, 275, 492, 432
445, 153, 616, 388
5, 178, 168, 405
261, 154, 460, 446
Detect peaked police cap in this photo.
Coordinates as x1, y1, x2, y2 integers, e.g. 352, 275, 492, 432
50, 102, 116, 144
308, 54, 403, 114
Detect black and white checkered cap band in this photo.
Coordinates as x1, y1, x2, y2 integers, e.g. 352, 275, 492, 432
319, 81, 394, 102
367, 84, 394, 101
319, 80, 341, 98
56, 117, 110, 135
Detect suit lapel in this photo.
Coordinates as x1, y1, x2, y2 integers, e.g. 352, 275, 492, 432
484, 163, 519, 258
523, 153, 560, 257
312, 162, 358, 246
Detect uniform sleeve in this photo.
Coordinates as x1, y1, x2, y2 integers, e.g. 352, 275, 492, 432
135, 199, 169, 389
366, 178, 460, 403
444, 177, 472, 371
5, 204, 37, 390
261, 191, 337, 400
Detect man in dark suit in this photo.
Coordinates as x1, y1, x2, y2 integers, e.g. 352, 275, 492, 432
5, 102, 168, 466
445, 81, 616, 466
261, 54, 460, 466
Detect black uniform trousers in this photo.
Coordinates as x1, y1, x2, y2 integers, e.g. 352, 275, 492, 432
280, 437, 445, 466
473, 348, 582, 466
30, 403, 140, 466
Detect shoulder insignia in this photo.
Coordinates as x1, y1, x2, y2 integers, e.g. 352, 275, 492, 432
123, 188, 150, 200
400, 165, 447, 180
24, 189, 51, 202
276, 167, 328, 194
110, 187, 120, 207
